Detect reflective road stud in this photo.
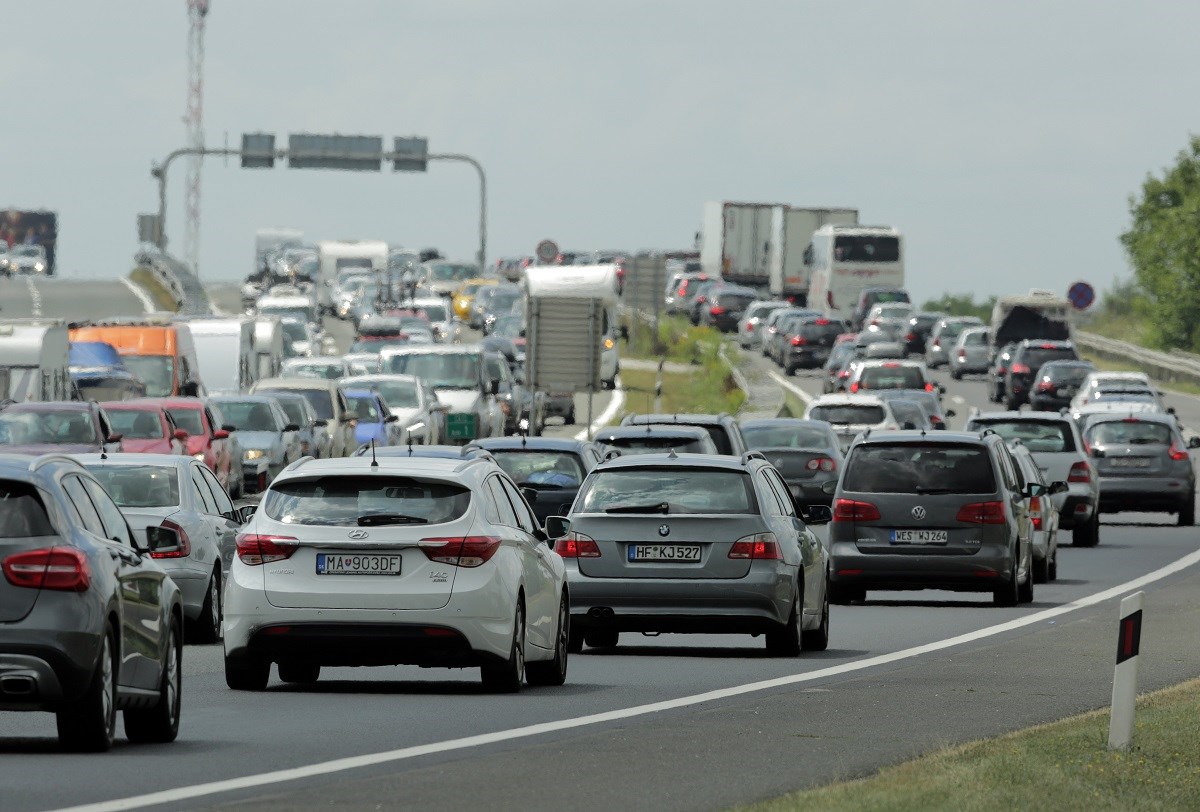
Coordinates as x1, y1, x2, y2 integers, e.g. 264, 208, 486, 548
1108, 591, 1143, 751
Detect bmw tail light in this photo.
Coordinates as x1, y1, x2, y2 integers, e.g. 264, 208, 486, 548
151, 518, 192, 559
956, 501, 1006, 524
833, 499, 881, 522
421, 536, 503, 567
236, 534, 299, 565
554, 532, 601, 558
3, 547, 90, 592
728, 532, 782, 560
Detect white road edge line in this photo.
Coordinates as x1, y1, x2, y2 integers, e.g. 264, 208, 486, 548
119, 277, 156, 315
24, 276, 42, 318
767, 369, 814, 405
55, 546, 1200, 812
573, 376, 624, 441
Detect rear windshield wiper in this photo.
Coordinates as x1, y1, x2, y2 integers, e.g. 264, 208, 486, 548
913, 487, 958, 494
357, 513, 429, 526
605, 502, 670, 514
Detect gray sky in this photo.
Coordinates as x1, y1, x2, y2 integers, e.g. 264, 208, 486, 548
3, 1, 1198, 304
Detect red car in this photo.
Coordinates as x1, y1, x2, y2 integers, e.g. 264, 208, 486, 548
101, 400, 187, 456
147, 397, 240, 498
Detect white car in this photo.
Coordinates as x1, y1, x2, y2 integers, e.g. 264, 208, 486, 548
803, 393, 901, 453
1069, 371, 1158, 412
223, 455, 570, 692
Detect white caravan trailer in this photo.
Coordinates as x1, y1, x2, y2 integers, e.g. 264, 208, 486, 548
0, 319, 71, 402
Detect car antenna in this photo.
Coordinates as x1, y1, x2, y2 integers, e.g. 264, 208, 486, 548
100, 448, 108, 461
370, 438, 379, 468
668, 447, 678, 459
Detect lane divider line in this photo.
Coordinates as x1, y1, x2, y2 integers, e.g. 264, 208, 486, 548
574, 377, 625, 441
24, 276, 42, 318
53, 546, 1200, 812
119, 277, 156, 315
767, 369, 815, 406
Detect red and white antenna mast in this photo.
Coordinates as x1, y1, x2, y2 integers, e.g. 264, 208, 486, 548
184, 0, 209, 274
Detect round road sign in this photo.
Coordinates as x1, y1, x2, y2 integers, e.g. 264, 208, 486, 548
1067, 281, 1095, 311
535, 239, 559, 264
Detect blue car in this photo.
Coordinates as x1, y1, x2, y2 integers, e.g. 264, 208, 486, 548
68, 342, 145, 402
341, 388, 401, 447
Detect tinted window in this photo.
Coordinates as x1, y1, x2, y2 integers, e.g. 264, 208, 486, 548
264, 476, 470, 526
167, 408, 205, 436
859, 366, 925, 390
1087, 421, 1172, 446
199, 466, 235, 516
834, 237, 900, 262
717, 293, 756, 311
742, 424, 833, 450
799, 320, 846, 343
218, 400, 281, 431
86, 465, 181, 508
963, 331, 988, 346
577, 469, 757, 514
889, 401, 927, 428
843, 444, 997, 494
346, 394, 382, 422
489, 451, 584, 488
599, 436, 712, 455
0, 480, 55, 538
81, 478, 134, 545
485, 477, 520, 527
61, 476, 106, 538
970, 420, 1075, 453
1019, 347, 1078, 370
499, 478, 537, 534
1043, 365, 1093, 385
809, 405, 885, 425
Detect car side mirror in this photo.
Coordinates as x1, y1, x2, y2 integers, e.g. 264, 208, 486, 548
1091, 447, 1105, 458
545, 515, 571, 539
385, 415, 400, 424
1048, 481, 1069, 495
901, 421, 917, 430
283, 423, 300, 432
313, 419, 328, 427
799, 504, 833, 526
172, 428, 188, 441
222, 424, 236, 432
180, 381, 199, 397
1167, 407, 1177, 415
235, 505, 257, 524
212, 429, 230, 440
520, 486, 540, 505
1189, 436, 1200, 449
488, 379, 500, 396
1025, 483, 1047, 498
145, 525, 183, 555
105, 433, 123, 444
820, 480, 838, 496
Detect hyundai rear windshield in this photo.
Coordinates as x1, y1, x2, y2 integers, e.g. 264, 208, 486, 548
0, 481, 55, 538
263, 476, 470, 526
576, 469, 756, 514
971, 420, 1075, 453
843, 445, 996, 494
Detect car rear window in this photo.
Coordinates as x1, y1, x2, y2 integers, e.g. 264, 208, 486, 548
0, 481, 55, 538
489, 451, 584, 488
760, 450, 833, 479
263, 475, 470, 526
1086, 421, 1173, 447
577, 468, 756, 514
963, 331, 988, 346
799, 320, 845, 343
1020, 347, 1078, 370
1044, 365, 1093, 385
87, 466, 181, 508
809, 405, 885, 425
717, 293, 756, 311
972, 420, 1075, 453
105, 409, 163, 440
844, 444, 997, 494
859, 366, 925, 389
166, 408, 205, 436
742, 425, 832, 450
601, 436, 711, 455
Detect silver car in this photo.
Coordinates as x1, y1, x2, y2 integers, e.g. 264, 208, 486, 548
739, 418, 843, 507
595, 425, 720, 456
269, 391, 332, 459
339, 373, 446, 445
1083, 412, 1198, 526
1008, 442, 1061, 583
250, 377, 360, 458
558, 452, 830, 654
924, 316, 984, 369
738, 301, 790, 349
208, 395, 303, 491
281, 356, 351, 381
77, 453, 244, 642
948, 327, 991, 379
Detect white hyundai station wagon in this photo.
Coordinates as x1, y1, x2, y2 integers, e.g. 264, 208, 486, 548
223, 455, 569, 692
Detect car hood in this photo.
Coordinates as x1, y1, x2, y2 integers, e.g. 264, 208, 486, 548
388, 407, 423, 426
434, 389, 482, 413
234, 430, 283, 450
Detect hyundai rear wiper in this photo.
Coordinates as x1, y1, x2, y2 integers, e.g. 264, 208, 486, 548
357, 513, 429, 526
605, 502, 670, 514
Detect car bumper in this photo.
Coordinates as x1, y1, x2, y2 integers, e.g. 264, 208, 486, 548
786, 348, 830, 368
1052, 490, 1096, 528
0, 619, 102, 711
829, 542, 1016, 592
155, 563, 210, 621
1098, 476, 1192, 513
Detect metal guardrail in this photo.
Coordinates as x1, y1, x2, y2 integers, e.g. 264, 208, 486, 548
1074, 330, 1200, 387
133, 248, 212, 315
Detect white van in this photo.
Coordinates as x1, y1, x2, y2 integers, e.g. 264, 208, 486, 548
0, 319, 71, 402
252, 317, 286, 382
316, 240, 389, 315
184, 317, 257, 395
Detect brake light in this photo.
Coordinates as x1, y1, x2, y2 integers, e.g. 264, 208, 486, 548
957, 350, 967, 359
1040, 343, 1055, 349
932, 338, 940, 349
236, 534, 299, 565
697, 295, 708, 304
1170, 444, 1189, 461
744, 322, 754, 332
554, 532, 601, 558
1029, 496, 1042, 531
1037, 380, 1054, 393
815, 318, 830, 326
728, 532, 783, 560
678, 282, 688, 296
2, 547, 90, 592
833, 498, 881, 522
837, 369, 851, 379
150, 518, 192, 559
710, 305, 726, 316
790, 335, 806, 346
956, 501, 1006, 524
870, 319, 879, 326
1011, 363, 1031, 375
421, 536, 503, 567
905, 333, 915, 342
930, 414, 945, 426
806, 457, 836, 472
849, 382, 861, 393
924, 382, 936, 392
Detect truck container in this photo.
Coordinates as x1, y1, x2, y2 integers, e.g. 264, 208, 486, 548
990, 289, 1072, 349
766, 207, 859, 302
700, 201, 778, 287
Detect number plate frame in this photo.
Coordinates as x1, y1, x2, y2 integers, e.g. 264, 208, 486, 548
316, 553, 403, 576
890, 529, 949, 544
627, 544, 702, 562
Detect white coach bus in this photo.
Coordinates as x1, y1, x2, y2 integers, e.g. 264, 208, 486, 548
806, 225, 905, 322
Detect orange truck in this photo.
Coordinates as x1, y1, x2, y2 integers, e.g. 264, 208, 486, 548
68, 320, 203, 398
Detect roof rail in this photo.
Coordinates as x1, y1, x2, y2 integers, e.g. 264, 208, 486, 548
741, 451, 767, 465
283, 455, 315, 473
602, 449, 622, 462
454, 452, 496, 473
29, 454, 85, 472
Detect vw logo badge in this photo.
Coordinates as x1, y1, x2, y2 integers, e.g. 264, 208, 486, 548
658, 524, 670, 537
348, 529, 369, 540
911, 506, 926, 520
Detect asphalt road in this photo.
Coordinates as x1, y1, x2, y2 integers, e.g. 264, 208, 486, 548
0, 276, 151, 322
2, 323, 1199, 812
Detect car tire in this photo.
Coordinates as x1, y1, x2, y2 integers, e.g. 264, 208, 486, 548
191, 569, 222, 644
57, 624, 117, 752
765, 591, 802, 656
567, 624, 584, 653
1073, 513, 1100, 547
1179, 493, 1195, 527
784, 363, 797, 377
993, 557, 1020, 607
481, 603, 525, 693
584, 629, 619, 649
526, 597, 569, 687
800, 578, 830, 652
225, 654, 270, 691
565, 408, 576, 425
1018, 559, 1034, 604
1033, 554, 1049, 584
277, 662, 320, 684
124, 620, 182, 744
828, 583, 864, 605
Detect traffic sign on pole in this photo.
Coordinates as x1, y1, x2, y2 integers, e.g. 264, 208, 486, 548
288, 134, 383, 171
1067, 281, 1096, 311
536, 239, 559, 265
240, 132, 276, 168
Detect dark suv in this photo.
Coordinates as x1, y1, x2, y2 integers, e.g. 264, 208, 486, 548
1028, 360, 1096, 412
781, 316, 848, 375
620, 413, 747, 456
0, 453, 184, 751
1003, 340, 1079, 409
828, 431, 1037, 606
701, 287, 759, 333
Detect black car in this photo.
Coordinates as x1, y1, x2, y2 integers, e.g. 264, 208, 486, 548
472, 437, 602, 522
687, 280, 726, 325
700, 286, 759, 333
1004, 340, 1080, 409
988, 342, 1018, 403
904, 311, 946, 354
1028, 360, 1097, 412
782, 316, 848, 374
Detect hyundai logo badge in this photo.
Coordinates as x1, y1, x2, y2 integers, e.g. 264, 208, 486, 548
658, 524, 670, 537
348, 529, 369, 539
911, 506, 926, 520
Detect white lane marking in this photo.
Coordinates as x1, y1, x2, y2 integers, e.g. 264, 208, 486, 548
952, 395, 966, 405
574, 376, 624, 441
119, 277, 156, 314
24, 276, 41, 317
767, 370, 814, 405
56, 545, 1200, 812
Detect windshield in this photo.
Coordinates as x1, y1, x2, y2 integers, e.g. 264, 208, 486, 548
809, 404, 885, 425
166, 408, 205, 436
963, 331, 988, 346
577, 469, 756, 514
336, 258, 374, 271
1043, 365, 1093, 385
971, 420, 1074, 453
105, 409, 164, 440
430, 263, 477, 282
490, 451, 584, 488
122, 355, 175, 397
87, 466, 180, 508
217, 400, 279, 432
260, 388, 334, 421
356, 379, 419, 409
12, 246, 42, 258
1019, 347, 1077, 370
263, 475, 470, 526
275, 399, 307, 427
346, 394, 382, 422
742, 424, 834, 450
283, 361, 343, 380
0, 480, 55, 537
417, 304, 448, 322
844, 444, 996, 494
835, 236, 900, 263
859, 366, 925, 390
0, 410, 97, 445
1087, 420, 1173, 446
387, 353, 480, 390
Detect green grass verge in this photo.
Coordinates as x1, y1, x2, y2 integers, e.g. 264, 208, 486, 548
625, 315, 725, 363
620, 365, 745, 418
129, 267, 180, 312
744, 677, 1200, 812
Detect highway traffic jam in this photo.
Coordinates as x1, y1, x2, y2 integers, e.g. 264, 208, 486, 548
0, 212, 1195, 806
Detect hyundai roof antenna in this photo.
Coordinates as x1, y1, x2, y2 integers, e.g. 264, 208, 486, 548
370, 438, 379, 469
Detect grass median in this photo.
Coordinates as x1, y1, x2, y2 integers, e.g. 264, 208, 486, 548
620, 364, 745, 418
744, 677, 1200, 812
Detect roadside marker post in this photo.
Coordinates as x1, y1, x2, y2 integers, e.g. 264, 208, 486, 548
1108, 591, 1143, 751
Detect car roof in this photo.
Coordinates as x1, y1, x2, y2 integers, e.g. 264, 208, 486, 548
1086, 411, 1177, 426
99, 400, 162, 411
599, 424, 711, 439
473, 437, 589, 453
970, 410, 1071, 423
254, 377, 341, 392
810, 394, 888, 406
4, 401, 92, 414
276, 455, 494, 480
72, 452, 191, 468
593, 452, 754, 472
624, 413, 730, 426
854, 430, 993, 447
211, 394, 276, 404
382, 344, 484, 356
739, 418, 831, 429
0, 452, 88, 479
